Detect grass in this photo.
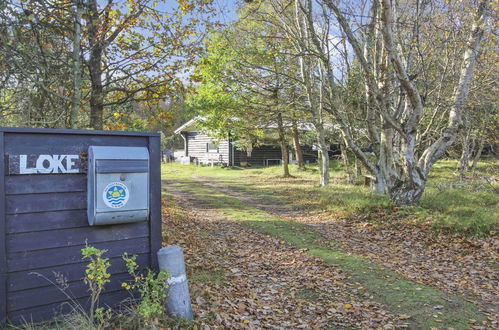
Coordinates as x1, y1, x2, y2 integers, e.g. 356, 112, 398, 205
163, 158, 498, 236
163, 175, 490, 328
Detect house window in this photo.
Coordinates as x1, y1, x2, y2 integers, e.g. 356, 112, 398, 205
206, 142, 219, 153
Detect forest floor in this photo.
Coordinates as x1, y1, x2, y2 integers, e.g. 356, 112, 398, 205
161, 161, 497, 329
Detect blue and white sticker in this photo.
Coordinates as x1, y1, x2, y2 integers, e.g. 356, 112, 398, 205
103, 182, 129, 208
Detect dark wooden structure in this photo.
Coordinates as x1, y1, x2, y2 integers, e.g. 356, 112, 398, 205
177, 130, 318, 167
0, 127, 162, 325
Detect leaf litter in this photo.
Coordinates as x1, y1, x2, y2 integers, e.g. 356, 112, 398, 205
189, 177, 498, 325
163, 187, 397, 329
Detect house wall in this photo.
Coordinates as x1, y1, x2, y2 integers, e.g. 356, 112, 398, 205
186, 132, 230, 165
181, 130, 323, 167
234, 145, 282, 166
301, 146, 319, 164
0, 128, 161, 325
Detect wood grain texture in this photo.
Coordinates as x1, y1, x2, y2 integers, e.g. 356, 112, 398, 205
7, 221, 149, 252
6, 154, 85, 175
7, 290, 132, 324
186, 132, 230, 164
4, 133, 147, 154
148, 136, 161, 271
5, 175, 85, 195
7, 210, 88, 234
7, 237, 150, 272
0, 132, 7, 324
6, 192, 86, 214
7, 254, 150, 292
8, 272, 132, 311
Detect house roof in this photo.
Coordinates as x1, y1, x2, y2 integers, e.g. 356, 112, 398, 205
174, 116, 339, 134
174, 116, 206, 134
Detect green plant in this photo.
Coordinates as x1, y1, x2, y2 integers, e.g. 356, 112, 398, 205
122, 253, 171, 325
81, 245, 111, 325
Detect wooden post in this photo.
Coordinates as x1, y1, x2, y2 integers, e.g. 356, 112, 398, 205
0, 132, 6, 325
149, 135, 162, 272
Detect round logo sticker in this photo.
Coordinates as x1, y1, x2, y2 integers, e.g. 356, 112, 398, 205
103, 182, 129, 208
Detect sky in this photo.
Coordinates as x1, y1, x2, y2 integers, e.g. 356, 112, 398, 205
211, 0, 239, 23
154, 0, 239, 25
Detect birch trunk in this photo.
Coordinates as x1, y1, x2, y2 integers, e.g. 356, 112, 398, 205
295, 0, 329, 186
340, 141, 354, 184
459, 127, 473, 174
316, 123, 330, 186
291, 121, 305, 169
470, 138, 485, 173
419, 1, 488, 177
277, 112, 290, 177
326, 0, 488, 205
355, 158, 362, 177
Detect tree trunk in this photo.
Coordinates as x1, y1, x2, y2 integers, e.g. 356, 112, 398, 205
70, 0, 82, 129
355, 158, 362, 177
295, 0, 329, 186
277, 112, 290, 177
389, 179, 425, 206
470, 138, 485, 173
340, 141, 354, 184
459, 126, 472, 174
316, 123, 329, 186
418, 0, 488, 177
87, 0, 104, 130
291, 121, 304, 169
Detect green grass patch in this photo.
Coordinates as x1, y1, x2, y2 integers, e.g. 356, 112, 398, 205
163, 159, 498, 236
164, 178, 488, 328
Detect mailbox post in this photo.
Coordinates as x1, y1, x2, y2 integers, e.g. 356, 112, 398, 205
0, 127, 162, 325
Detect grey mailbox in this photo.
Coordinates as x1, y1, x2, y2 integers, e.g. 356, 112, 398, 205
88, 146, 150, 226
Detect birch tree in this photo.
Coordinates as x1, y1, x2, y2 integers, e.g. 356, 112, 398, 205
313, 0, 491, 205
253, 0, 332, 185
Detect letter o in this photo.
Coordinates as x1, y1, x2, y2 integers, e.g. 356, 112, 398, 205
36, 155, 54, 173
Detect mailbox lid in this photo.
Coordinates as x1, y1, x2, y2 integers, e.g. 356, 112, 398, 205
96, 159, 148, 173
89, 146, 149, 160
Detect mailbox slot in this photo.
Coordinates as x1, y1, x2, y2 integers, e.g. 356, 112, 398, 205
88, 146, 149, 226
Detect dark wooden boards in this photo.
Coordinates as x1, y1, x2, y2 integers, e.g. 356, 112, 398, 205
8, 254, 150, 292
8, 237, 150, 272
7, 221, 149, 252
3, 133, 147, 155
7, 210, 88, 234
0, 132, 7, 325
8, 290, 131, 324
9, 272, 133, 311
148, 135, 162, 271
0, 127, 161, 324
6, 192, 86, 214
5, 175, 85, 195
234, 145, 282, 166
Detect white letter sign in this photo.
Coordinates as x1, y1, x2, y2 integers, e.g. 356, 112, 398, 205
7, 154, 85, 175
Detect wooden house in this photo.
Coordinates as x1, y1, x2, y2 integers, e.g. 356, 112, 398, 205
174, 117, 318, 166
